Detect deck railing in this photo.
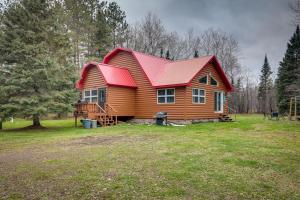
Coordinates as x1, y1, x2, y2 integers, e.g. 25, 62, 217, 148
74, 102, 106, 114
225, 104, 237, 121
74, 102, 118, 126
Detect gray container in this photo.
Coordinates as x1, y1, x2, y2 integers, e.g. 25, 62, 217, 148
155, 112, 168, 125
91, 120, 98, 128
82, 119, 91, 128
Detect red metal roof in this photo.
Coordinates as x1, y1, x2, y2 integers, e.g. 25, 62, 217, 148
103, 48, 233, 91
153, 56, 213, 87
76, 62, 137, 89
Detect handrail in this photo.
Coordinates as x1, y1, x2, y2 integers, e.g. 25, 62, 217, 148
106, 104, 117, 113
95, 103, 106, 114
224, 104, 237, 121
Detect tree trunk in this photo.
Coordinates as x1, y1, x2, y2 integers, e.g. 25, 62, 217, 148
32, 115, 41, 127
0, 119, 2, 130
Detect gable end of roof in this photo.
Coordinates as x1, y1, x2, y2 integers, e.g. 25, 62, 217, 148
76, 61, 137, 89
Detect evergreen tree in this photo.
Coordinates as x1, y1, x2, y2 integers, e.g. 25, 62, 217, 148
64, 0, 92, 72
258, 55, 273, 114
194, 50, 199, 58
93, 1, 111, 59
276, 25, 300, 114
0, 0, 76, 127
160, 48, 163, 58
105, 1, 128, 48
165, 50, 170, 60
0, 66, 9, 129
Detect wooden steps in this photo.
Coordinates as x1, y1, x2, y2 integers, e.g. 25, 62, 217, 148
74, 102, 117, 127
218, 114, 234, 122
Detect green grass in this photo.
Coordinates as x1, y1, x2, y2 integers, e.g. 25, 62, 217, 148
0, 115, 299, 199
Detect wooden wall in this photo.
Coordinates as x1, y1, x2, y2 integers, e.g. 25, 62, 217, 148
185, 63, 228, 120
107, 52, 187, 119
108, 86, 136, 116
83, 53, 230, 120
83, 66, 106, 89
82, 65, 136, 117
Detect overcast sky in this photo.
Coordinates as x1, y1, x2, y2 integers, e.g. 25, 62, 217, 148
0, 0, 294, 78
115, 0, 294, 78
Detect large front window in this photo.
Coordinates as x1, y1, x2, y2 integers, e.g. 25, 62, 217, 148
83, 89, 98, 102
157, 88, 175, 104
192, 89, 206, 104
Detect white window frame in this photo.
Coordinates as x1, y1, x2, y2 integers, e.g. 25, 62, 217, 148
83, 89, 98, 103
157, 88, 175, 104
210, 76, 218, 86
199, 75, 208, 85
192, 88, 206, 104
214, 91, 224, 113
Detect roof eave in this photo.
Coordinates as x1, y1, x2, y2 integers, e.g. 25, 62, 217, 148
153, 83, 189, 88
107, 83, 137, 88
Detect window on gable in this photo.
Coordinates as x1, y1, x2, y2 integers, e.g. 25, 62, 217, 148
210, 76, 218, 86
157, 88, 175, 104
83, 89, 98, 102
199, 76, 208, 84
192, 89, 205, 104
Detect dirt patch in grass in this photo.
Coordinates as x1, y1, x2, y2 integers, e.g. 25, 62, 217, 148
0, 135, 158, 165
66, 135, 126, 146
63, 135, 157, 147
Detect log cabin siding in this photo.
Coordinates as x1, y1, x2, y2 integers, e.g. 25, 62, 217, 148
82, 65, 135, 116
83, 66, 106, 89
107, 86, 136, 116
185, 63, 228, 119
107, 51, 186, 119
82, 52, 231, 120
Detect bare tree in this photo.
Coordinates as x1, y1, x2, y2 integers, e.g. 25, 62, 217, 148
289, 0, 300, 25
125, 12, 167, 56
199, 28, 240, 82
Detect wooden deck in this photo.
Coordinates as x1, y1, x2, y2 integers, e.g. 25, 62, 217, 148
74, 102, 118, 127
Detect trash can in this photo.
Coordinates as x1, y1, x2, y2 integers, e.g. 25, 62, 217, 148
91, 120, 98, 128
82, 119, 91, 129
155, 112, 167, 125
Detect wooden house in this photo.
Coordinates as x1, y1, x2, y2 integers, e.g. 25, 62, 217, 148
74, 48, 234, 126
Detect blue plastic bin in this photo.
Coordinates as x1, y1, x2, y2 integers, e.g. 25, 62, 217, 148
82, 119, 91, 129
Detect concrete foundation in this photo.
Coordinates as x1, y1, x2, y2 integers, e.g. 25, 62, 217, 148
128, 118, 220, 125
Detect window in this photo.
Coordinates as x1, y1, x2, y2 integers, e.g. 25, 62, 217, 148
83, 89, 98, 102
199, 76, 208, 84
157, 88, 175, 104
210, 76, 218, 86
192, 89, 205, 104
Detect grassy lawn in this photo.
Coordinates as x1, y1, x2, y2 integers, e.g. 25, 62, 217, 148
0, 115, 299, 199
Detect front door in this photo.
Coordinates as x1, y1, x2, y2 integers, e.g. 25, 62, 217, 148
214, 91, 224, 113
98, 88, 106, 109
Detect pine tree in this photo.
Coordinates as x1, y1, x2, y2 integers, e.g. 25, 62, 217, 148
0, 0, 77, 127
258, 55, 273, 114
276, 25, 300, 114
0, 66, 9, 129
165, 50, 170, 60
105, 1, 128, 48
64, 0, 91, 72
94, 2, 112, 59
160, 48, 163, 58
194, 50, 199, 58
